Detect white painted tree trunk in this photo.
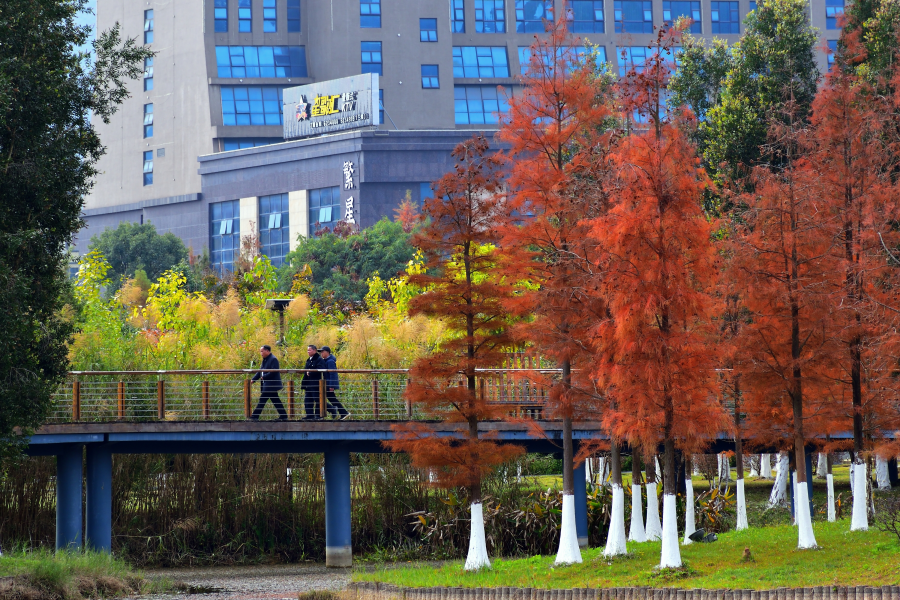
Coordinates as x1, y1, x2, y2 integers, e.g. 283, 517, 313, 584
599, 457, 609, 485
791, 472, 798, 525
761, 453, 772, 479
718, 454, 732, 481
851, 461, 869, 531
464, 502, 491, 570
604, 484, 628, 557
826, 473, 836, 522
816, 453, 828, 479
849, 462, 855, 493
555, 494, 582, 564
659, 494, 682, 568
692, 455, 701, 476
645, 482, 662, 541
736, 478, 748, 530
683, 478, 696, 545
795, 481, 818, 549
516, 463, 522, 484
749, 455, 759, 478
768, 453, 789, 507
876, 456, 891, 490
628, 483, 646, 542
585, 458, 593, 483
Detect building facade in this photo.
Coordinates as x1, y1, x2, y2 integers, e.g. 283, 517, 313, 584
80, 0, 844, 265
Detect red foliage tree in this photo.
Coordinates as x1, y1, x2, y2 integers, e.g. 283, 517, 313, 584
385, 135, 523, 569
591, 29, 726, 568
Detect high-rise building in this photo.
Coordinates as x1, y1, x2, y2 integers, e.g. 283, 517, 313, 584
80, 0, 842, 267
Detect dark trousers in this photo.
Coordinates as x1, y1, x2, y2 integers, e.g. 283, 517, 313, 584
252, 390, 287, 420
327, 389, 348, 417
304, 388, 321, 418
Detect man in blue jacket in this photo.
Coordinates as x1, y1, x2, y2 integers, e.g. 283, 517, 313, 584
320, 346, 349, 420
250, 345, 286, 420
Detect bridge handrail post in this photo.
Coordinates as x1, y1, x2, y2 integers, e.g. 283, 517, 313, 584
202, 381, 210, 420
72, 378, 81, 421
372, 378, 379, 420
117, 381, 125, 420
157, 379, 165, 420
319, 378, 326, 419
287, 380, 295, 420
243, 379, 251, 419
405, 377, 412, 419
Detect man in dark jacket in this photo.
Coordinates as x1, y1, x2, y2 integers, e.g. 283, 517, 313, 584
301, 344, 325, 420
320, 346, 349, 420
250, 345, 286, 420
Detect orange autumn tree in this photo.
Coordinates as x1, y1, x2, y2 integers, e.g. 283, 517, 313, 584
385, 135, 523, 571
592, 28, 725, 569
497, 17, 616, 563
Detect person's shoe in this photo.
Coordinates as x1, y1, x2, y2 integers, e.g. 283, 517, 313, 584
339, 413, 351, 421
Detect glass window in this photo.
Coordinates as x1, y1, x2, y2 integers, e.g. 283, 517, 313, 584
143, 57, 153, 91
143, 103, 153, 138
239, 0, 252, 31
748, 1, 756, 10
519, 45, 608, 75
827, 39, 838, 68
287, 0, 301, 31
215, 0, 228, 32
616, 45, 678, 77
710, 1, 739, 33
222, 138, 282, 151
221, 87, 285, 126
420, 17, 438, 40
308, 186, 342, 237
379, 89, 384, 124
826, 0, 844, 29
210, 200, 241, 274
420, 182, 433, 206
264, 0, 277, 31
216, 46, 308, 77
516, 0, 553, 33
567, 1, 605, 33
476, 1, 506, 32
422, 64, 440, 88
144, 10, 154, 43
143, 151, 153, 186
361, 41, 383, 75
361, 0, 381, 27
452, 0, 466, 32
663, 0, 701, 32
452, 46, 510, 77
614, 0, 653, 33
454, 85, 510, 124
259, 193, 291, 266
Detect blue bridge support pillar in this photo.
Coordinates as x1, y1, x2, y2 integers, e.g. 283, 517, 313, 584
324, 449, 352, 567
86, 444, 112, 552
574, 461, 588, 548
56, 445, 83, 551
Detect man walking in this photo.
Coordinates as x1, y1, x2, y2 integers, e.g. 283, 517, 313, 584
320, 346, 349, 420
301, 344, 325, 420
250, 345, 286, 421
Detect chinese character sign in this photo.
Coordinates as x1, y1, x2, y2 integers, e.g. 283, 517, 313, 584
311, 94, 340, 117
344, 196, 356, 224
283, 74, 379, 140
343, 161, 354, 190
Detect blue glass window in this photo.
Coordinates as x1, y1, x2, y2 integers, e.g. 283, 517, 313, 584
476, 1, 506, 32
452, 46, 510, 77
143, 104, 153, 138
216, 46, 308, 77
518, 45, 608, 75
361, 0, 381, 27
239, 0, 252, 31
379, 89, 384, 124
309, 187, 341, 237
361, 41, 383, 75
264, 0, 277, 31
143, 151, 153, 186
420, 182, 434, 206
567, 1, 605, 33
452, 0, 466, 32
287, 0, 301, 31
827, 39, 838, 68
454, 85, 510, 124
259, 193, 291, 266
420, 18, 438, 41
144, 10, 154, 43
614, 0, 653, 33
215, 0, 228, 32
422, 64, 440, 88
749, 1, 756, 10
222, 138, 281, 151
616, 45, 679, 77
143, 57, 153, 91
826, 0, 844, 29
516, 1, 553, 33
710, 1, 739, 33
210, 200, 241, 274
663, 0, 701, 32
221, 87, 285, 126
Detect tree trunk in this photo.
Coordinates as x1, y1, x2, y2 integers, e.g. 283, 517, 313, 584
555, 359, 581, 564
734, 376, 748, 530
644, 452, 662, 541
628, 451, 646, 542
659, 436, 681, 568
604, 439, 628, 556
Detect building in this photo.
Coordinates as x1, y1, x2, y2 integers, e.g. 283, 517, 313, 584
79, 0, 844, 269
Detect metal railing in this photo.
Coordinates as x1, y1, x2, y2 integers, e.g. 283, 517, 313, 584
50, 369, 559, 423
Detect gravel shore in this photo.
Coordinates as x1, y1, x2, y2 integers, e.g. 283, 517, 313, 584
135, 563, 351, 600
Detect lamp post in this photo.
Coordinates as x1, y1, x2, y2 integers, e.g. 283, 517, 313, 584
264, 299, 293, 346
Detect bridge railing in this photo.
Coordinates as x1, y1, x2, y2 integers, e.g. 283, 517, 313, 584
50, 369, 558, 423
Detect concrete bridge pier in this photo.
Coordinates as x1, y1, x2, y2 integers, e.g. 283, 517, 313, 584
86, 444, 112, 552
574, 462, 588, 548
324, 449, 352, 567
56, 444, 83, 551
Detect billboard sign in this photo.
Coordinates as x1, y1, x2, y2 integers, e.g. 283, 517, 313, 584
282, 73, 379, 140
